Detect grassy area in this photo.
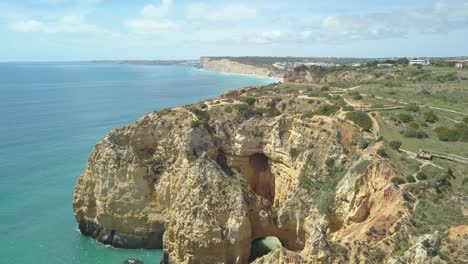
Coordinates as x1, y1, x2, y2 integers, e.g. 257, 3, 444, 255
377, 115, 468, 157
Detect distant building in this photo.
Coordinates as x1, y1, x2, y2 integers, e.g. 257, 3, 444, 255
409, 59, 430, 66
377, 63, 393, 68
456, 62, 464, 69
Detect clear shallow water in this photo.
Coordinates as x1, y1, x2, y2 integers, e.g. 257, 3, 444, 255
0, 62, 274, 264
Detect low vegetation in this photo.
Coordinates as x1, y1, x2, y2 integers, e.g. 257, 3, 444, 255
346, 111, 372, 131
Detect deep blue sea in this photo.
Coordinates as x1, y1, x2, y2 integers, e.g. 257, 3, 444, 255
0, 62, 274, 264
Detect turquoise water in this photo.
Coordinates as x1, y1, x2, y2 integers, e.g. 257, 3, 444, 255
0, 62, 274, 264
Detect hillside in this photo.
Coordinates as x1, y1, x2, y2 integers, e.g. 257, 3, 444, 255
73, 64, 468, 264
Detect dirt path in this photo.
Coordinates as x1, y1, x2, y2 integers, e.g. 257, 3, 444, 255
399, 149, 444, 169
372, 96, 468, 116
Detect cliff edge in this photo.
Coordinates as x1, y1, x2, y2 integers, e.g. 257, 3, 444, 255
73, 84, 462, 263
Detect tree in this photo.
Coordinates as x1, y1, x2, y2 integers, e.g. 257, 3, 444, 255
396, 57, 409, 65
389, 140, 402, 151
423, 111, 439, 123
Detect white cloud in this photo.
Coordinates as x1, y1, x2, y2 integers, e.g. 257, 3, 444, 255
125, 1, 177, 34
8, 15, 102, 33
141, 0, 173, 17
304, 0, 468, 42
125, 19, 177, 34
9, 19, 44, 32
186, 3, 257, 22
249, 30, 282, 44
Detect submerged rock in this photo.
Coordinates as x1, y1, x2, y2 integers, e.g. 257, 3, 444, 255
123, 259, 144, 264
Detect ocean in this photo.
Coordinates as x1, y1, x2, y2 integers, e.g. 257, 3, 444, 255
0, 62, 275, 264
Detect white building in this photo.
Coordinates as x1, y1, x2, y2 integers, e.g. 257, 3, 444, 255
409, 59, 430, 66
456, 62, 464, 69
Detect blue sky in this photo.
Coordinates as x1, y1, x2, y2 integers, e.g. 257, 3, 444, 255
1, 0, 468, 61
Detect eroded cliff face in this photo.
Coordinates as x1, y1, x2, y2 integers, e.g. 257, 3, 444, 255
73, 85, 409, 263
200, 57, 276, 78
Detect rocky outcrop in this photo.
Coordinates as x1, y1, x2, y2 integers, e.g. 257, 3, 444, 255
73, 86, 409, 263
200, 57, 276, 78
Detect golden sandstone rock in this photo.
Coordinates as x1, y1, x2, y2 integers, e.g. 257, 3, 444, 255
73, 86, 412, 264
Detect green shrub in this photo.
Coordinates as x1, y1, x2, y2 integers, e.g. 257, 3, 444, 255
343, 105, 355, 111
224, 106, 233, 113
325, 158, 335, 167
253, 108, 265, 117
433, 72, 458, 82
423, 111, 439, 123
290, 148, 299, 160
434, 126, 459, 141
347, 91, 363, 100
232, 104, 249, 112
368, 248, 386, 263
409, 121, 420, 129
416, 172, 428, 180
315, 104, 340, 116
346, 111, 372, 131
302, 111, 315, 118
320, 86, 330, 91
398, 113, 413, 123
243, 97, 257, 106
404, 129, 428, 139
359, 138, 370, 149
406, 175, 416, 183
463, 116, 468, 125
377, 147, 388, 158
391, 177, 406, 185
190, 120, 201, 128
389, 140, 402, 150
404, 103, 420, 112
318, 191, 335, 215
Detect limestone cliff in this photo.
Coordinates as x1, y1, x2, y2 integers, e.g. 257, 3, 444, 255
74, 85, 418, 263
200, 57, 277, 78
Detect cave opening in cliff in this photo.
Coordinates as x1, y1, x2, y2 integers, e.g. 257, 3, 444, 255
248, 236, 282, 262
247, 153, 275, 203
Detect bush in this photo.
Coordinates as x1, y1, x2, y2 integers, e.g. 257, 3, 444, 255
302, 111, 315, 118
409, 121, 420, 129
423, 111, 439, 123
434, 126, 459, 141
347, 91, 363, 100
346, 111, 373, 131
404, 129, 428, 139
314, 104, 340, 116
359, 138, 370, 149
320, 86, 330, 91
377, 147, 388, 158
406, 175, 416, 183
416, 172, 428, 180
404, 103, 420, 112
398, 113, 413, 123
391, 177, 406, 185
243, 97, 257, 106
389, 140, 402, 150
224, 106, 233, 113
190, 120, 201, 128
253, 108, 265, 117
290, 148, 299, 160
232, 104, 249, 112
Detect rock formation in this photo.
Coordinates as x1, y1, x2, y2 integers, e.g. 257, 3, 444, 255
73, 84, 444, 263
200, 57, 276, 78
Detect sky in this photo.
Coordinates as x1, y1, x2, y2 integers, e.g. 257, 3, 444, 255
1, 0, 468, 61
